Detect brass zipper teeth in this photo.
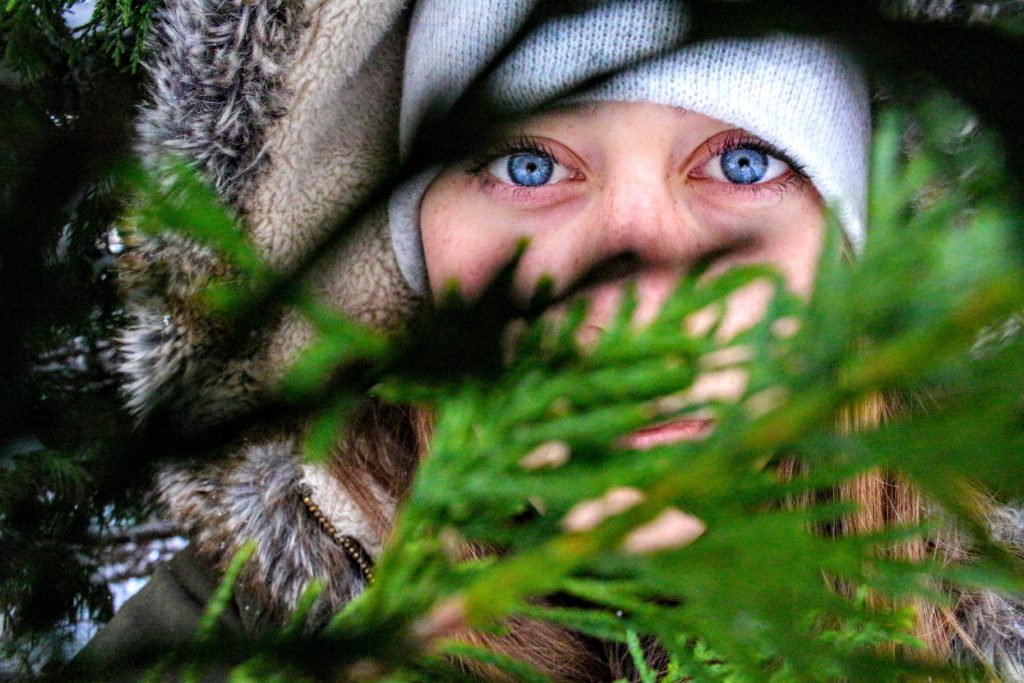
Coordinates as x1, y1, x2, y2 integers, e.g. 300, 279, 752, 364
302, 495, 375, 584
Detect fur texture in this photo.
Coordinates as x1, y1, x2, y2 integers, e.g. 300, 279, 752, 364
121, 0, 413, 630
118, 0, 305, 422
949, 505, 1024, 681
136, 0, 304, 206
118, 0, 414, 421
115, 230, 263, 423
242, 1, 415, 384
157, 439, 368, 624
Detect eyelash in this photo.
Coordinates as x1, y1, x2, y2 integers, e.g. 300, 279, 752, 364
466, 135, 561, 178
703, 131, 803, 174
465, 130, 810, 198
700, 130, 809, 196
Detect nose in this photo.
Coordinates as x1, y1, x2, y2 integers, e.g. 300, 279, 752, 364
596, 178, 681, 263
585, 177, 694, 326
516, 167, 719, 310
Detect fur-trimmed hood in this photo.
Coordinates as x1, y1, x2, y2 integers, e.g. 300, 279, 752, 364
122, 0, 415, 424
121, 0, 414, 621
155, 437, 386, 624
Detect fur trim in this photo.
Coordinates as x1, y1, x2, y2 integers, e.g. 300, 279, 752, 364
136, 0, 305, 207
158, 439, 370, 625
120, 0, 306, 419
119, 0, 413, 420
950, 504, 1024, 681
115, 231, 262, 423
119, 4, 415, 631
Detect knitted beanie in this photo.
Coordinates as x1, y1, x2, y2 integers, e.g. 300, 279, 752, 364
389, 0, 870, 295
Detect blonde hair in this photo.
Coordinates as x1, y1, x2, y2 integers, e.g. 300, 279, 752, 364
835, 394, 953, 662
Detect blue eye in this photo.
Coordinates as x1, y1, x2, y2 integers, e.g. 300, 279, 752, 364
703, 144, 790, 186
486, 148, 573, 187
508, 153, 553, 186
720, 148, 768, 184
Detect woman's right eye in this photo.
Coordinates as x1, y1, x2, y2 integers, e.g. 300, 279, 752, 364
487, 152, 573, 187
705, 146, 790, 185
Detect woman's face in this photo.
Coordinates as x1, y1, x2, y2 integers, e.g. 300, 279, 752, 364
420, 101, 826, 343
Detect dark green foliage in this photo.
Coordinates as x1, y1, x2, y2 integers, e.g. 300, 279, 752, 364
1, 0, 154, 674
2, 0, 154, 83
336, 112, 1023, 678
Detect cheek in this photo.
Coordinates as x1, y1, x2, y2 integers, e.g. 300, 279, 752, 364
696, 190, 826, 296
420, 176, 526, 299
702, 193, 825, 339
761, 197, 826, 297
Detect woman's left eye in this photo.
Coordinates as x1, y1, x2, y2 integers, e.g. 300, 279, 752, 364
487, 152, 573, 187
702, 146, 790, 185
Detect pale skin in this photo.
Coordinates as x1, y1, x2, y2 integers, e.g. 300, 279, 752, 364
420, 101, 827, 447
421, 102, 825, 328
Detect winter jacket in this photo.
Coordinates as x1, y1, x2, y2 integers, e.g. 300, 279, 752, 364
79, 0, 414, 676
78, 0, 1024, 680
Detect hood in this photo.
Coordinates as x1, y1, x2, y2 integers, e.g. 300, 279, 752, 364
121, 0, 414, 620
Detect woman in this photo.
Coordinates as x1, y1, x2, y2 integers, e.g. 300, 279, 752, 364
385, 4, 867, 482
81, 0, 1020, 679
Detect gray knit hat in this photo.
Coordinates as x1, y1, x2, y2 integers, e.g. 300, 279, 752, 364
390, 0, 871, 294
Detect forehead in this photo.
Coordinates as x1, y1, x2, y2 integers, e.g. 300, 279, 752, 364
491, 101, 734, 150
521, 100, 698, 123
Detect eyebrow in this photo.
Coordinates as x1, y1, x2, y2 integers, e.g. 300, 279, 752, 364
546, 101, 693, 119
543, 102, 598, 119
565, 102, 599, 119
